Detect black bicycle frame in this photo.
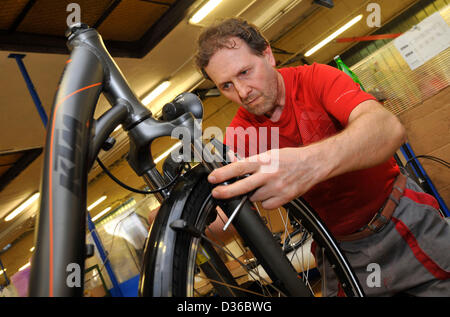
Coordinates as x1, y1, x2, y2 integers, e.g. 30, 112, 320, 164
29, 24, 311, 297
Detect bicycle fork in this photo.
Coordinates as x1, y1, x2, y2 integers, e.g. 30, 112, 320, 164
191, 138, 311, 297
216, 197, 311, 297
140, 115, 311, 296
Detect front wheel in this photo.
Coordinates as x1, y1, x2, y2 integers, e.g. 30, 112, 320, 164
144, 174, 364, 297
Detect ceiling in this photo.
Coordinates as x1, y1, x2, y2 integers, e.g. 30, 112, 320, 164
0, 0, 421, 277
0, 0, 195, 57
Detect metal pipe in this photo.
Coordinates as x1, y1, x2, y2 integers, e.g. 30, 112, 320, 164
8, 54, 48, 127
401, 143, 449, 216
143, 167, 169, 203
0, 257, 9, 286
86, 213, 123, 296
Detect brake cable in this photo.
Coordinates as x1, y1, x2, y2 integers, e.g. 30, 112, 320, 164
96, 157, 187, 194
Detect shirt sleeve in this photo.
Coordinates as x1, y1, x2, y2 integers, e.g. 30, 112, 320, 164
311, 63, 377, 126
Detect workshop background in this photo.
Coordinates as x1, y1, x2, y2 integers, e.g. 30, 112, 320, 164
0, 0, 448, 296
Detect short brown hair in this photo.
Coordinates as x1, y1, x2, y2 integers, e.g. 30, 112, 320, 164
195, 18, 269, 79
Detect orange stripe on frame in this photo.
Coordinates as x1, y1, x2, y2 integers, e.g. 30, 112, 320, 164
47, 82, 101, 296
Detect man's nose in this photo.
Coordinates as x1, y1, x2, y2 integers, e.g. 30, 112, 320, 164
235, 81, 251, 101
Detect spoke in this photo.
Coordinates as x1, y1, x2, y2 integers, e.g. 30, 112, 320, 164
200, 206, 275, 295
195, 275, 269, 297
204, 209, 252, 263
201, 254, 241, 297
198, 233, 288, 296
277, 207, 290, 251
282, 211, 316, 295
254, 203, 273, 232
322, 247, 326, 297
211, 207, 274, 294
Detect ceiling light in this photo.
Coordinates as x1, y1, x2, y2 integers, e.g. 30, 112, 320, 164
304, 14, 363, 57
19, 262, 30, 271
0, 269, 5, 275
5, 192, 40, 222
189, 0, 222, 24
142, 81, 171, 106
2, 244, 11, 252
30, 246, 35, 252
92, 207, 112, 222
154, 141, 182, 164
87, 195, 107, 211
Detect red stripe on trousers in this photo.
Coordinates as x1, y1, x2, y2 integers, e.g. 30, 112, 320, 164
391, 216, 450, 280
403, 189, 440, 213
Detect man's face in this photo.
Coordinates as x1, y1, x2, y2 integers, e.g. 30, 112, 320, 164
204, 37, 279, 116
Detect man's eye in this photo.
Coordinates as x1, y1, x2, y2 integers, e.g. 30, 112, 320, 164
222, 83, 232, 90
241, 70, 248, 75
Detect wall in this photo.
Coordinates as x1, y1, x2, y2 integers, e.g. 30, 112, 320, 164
348, 3, 449, 208
397, 86, 450, 206
271, 0, 421, 66
341, 0, 450, 67
2, 0, 449, 292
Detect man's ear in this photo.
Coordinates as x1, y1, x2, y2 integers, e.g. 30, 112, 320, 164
263, 45, 276, 67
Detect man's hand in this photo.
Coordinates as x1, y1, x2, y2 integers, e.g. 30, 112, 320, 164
208, 147, 329, 209
208, 100, 406, 210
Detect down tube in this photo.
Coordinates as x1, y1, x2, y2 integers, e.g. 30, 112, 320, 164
29, 46, 104, 297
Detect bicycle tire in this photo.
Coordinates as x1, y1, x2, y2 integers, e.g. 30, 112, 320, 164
148, 174, 364, 297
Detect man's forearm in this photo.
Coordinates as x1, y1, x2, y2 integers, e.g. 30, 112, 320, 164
306, 100, 406, 183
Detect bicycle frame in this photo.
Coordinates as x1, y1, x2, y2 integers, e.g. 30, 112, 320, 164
29, 24, 186, 296
29, 24, 312, 297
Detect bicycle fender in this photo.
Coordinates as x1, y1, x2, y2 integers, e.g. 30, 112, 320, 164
138, 164, 209, 297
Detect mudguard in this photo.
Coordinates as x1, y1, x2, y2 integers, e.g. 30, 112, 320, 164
138, 164, 208, 296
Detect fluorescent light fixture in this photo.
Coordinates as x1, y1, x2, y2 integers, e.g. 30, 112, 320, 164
154, 141, 182, 164
87, 195, 107, 211
0, 269, 6, 275
113, 124, 122, 132
5, 192, 40, 222
92, 207, 112, 222
304, 14, 363, 57
30, 246, 35, 252
189, 0, 222, 24
142, 81, 171, 106
2, 244, 11, 252
19, 262, 30, 272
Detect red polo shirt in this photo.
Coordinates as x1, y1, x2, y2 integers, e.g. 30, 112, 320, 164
225, 63, 399, 236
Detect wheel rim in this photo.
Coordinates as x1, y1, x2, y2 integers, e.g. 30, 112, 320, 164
184, 196, 360, 297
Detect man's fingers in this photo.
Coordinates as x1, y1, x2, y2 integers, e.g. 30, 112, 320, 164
260, 196, 285, 210
211, 173, 266, 199
249, 185, 272, 203
208, 160, 258, 184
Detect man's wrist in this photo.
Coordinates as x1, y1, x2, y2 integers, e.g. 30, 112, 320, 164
304, 137, 342, 183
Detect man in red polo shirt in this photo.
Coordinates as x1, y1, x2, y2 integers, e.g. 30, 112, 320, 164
195, 18, 450, 296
